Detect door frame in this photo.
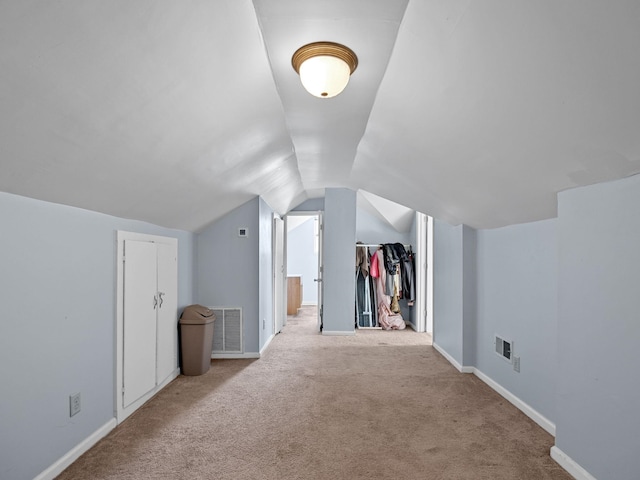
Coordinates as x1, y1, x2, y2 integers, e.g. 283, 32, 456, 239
316, 212, 324, 332
413, 212, 426, 333
273, 214, 285, 334
115, 230, 179, 424
426, 215, 434, 334
411, 212, 433, 334
284, 211, 323, 331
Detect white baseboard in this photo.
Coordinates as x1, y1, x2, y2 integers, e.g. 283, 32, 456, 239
551, 446, 598, 480
211, 352, 260, 359
432, 342, 468, 372
260, 333, 275, 355
322, 330, 356, 336
472, 368, 555, 436
160, 368, 180, 389
118, 368, 179, 424
34, 418, 117, 480
432, 343, 555, 436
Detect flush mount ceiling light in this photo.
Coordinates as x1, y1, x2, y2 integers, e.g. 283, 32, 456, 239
292, 41, 358, 98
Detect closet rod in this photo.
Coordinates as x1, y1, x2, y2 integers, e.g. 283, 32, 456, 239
356, 243, 412, 248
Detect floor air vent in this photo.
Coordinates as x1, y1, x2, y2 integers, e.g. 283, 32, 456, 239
210, 307, 243, 354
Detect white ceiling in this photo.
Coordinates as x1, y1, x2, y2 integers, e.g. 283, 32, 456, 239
1, 0, 640, 231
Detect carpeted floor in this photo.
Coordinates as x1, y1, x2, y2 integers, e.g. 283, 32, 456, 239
57, 306, 571, 479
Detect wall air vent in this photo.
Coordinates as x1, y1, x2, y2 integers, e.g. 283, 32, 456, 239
210, 307, 243, 354
495, 335, 513, 364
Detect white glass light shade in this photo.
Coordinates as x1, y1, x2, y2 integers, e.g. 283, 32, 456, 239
298, 55, 351, 98
292, 42, 358, 99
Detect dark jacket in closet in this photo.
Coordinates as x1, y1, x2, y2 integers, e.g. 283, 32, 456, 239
388, 243, 415, 303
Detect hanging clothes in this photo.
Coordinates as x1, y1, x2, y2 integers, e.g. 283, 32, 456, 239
381, 243, 404, 311
391, 243, 415, 304
374, 248, 405, 330
382, 244, 400, 297
356, 243, 370, 276
355, 244, 377, 328
403, 246, 416, 305
369, 248, 379, 278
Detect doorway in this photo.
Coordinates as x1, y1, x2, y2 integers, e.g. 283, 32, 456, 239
285, 212, 323, 331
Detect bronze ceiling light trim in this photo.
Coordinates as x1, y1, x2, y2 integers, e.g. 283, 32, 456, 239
291, 41, 358, 98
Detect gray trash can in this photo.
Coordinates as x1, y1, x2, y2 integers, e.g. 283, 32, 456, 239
179, 305, 216, 376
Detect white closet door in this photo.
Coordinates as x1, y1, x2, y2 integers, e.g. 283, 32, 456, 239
123, 240, 158, 408
156, 242, 178, 385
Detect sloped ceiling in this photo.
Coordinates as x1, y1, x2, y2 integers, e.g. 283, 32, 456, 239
1, 1, 640, 231
358, 190, 415, 233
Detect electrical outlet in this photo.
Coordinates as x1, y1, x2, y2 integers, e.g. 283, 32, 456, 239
69, 392, 81, 417
513, 356, 521, 373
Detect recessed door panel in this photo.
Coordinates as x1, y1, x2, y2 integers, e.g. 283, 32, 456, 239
123, 240, 158, 408
156, 242, 178, 385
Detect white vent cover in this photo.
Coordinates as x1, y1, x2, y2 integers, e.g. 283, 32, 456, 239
495, 335, 513, 364
210, 307, 243, 354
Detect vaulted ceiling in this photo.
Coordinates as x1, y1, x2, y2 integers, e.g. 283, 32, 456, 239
2, 0, 639, 231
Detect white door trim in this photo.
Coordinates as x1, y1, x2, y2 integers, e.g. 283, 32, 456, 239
414, 212, 427, 332
426, 215, 434, 334
273, 214, 285, 334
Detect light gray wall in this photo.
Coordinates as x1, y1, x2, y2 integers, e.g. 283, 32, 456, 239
196, 198, 261, 354
287, 217, 318, 304
0, 192, 194, 480
556, 174, 640, 480
291, 197, 324, 212
476, 218, 558, 423
355, 207, 412, 245
432, 219, 464, 363
322, 188, 356, 333
433, 220, 476, 367
462, 225, 477, 367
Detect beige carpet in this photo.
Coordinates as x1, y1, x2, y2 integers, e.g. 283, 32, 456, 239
57, 306, 571, 479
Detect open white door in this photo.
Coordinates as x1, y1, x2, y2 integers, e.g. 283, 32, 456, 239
274, 215, 285, 334
316, 213, 324, 332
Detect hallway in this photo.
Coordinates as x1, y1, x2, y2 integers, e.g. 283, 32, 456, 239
57, 307, 569, 479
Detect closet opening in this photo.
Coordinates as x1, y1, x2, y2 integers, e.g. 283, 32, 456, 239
355, 191, 432, 334
356, 242, 414, 330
